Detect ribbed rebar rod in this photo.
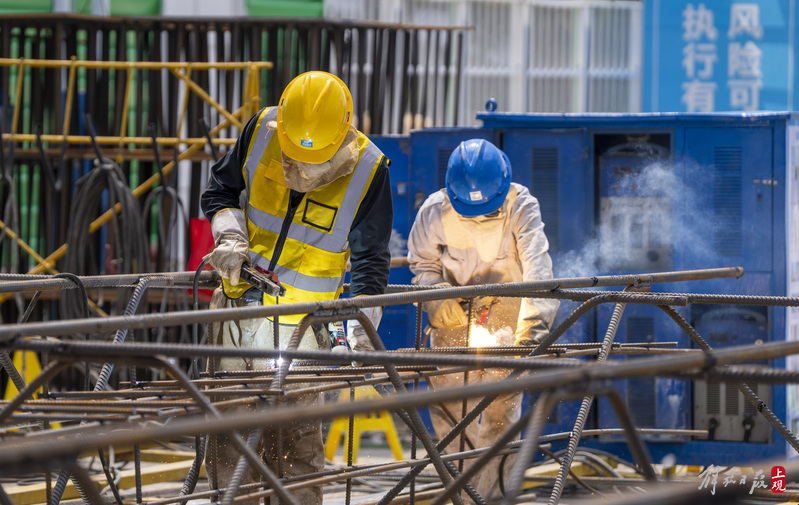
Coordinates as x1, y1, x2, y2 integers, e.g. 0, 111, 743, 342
604, 387, 657, 480
398, 342, 678, 353
6, 339, 586, 372
502, 393, 557, 504
1, 402, 176, 414
0, 271, 218, 293
0, 270, 742, 340
2, 339, 798, 471
0, 350, 26, 397
378, 293, 623, 505
376, 393, 486, 505
549, 299, 627, 505
429, 407, 535, 505
381, 266, 742, 293
2, 414, 126, 425
660, 305, 799, 454
677, 365, 799, 383
152, 356, 299, 505
201, 364, 436, 378
353, 310, 465, 505
533, 294, 617, 357
95, 277, 153, 391
661, 291, 799, 306
0, 361, 70, 425
222, 429, 263, 505
63, 463, 104, 505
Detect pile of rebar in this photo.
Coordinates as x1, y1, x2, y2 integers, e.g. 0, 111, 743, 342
1, 266, 799, 504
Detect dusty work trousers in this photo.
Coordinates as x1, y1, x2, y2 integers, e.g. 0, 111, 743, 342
206, 288, 325, 505
427, 327, 521, 504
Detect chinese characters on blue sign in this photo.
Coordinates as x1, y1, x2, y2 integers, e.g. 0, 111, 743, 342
645, 0, 791, 112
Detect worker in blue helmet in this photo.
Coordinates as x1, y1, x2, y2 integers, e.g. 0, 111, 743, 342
407, 138, 559, 503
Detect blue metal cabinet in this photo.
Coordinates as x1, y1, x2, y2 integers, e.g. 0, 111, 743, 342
371, 135, 414, 350
595, 303, 692, 441
379, 111, 796, 464
681, 127, 774, 273
408, 128, 495, 201
501, 129, 591, 259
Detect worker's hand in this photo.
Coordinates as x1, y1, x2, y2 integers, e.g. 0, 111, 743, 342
346, 306, 382, 353
514, 327, 546, 347
425, 298, 468, 329
204, 209, 250, 286
513, 334, 538, 347
203, 235, 250, 285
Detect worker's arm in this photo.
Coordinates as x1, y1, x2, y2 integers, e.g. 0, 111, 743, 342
511, 185, 560, 344
345, 155, 393, 356
347, 156, 393, 296
200, 108, 263, 220
200, 109, 263, 285
406, 193, 468, 329
406, 192, 448, 287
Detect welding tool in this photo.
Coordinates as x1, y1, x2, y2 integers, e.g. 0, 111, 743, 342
468, 297, 499, 327
240, 264, 286, 297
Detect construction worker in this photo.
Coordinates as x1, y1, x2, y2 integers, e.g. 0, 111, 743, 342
407, 138, 559, 503
200, 70, 393, 504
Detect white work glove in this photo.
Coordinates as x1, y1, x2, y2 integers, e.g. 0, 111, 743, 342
425, 298, 468, 329
347, 306, 382, 366
203, 209, 250, 286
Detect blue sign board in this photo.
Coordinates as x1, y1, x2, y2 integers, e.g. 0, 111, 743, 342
644, 0, 793, 112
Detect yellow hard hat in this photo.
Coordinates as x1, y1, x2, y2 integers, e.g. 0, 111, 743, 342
276, 71, 354, 164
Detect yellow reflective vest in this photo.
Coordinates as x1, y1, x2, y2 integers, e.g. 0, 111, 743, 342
221, 107, 384, 324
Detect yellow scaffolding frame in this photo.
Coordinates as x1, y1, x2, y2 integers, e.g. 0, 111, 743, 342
0, 57, 271, 148
0, 57, 272, 302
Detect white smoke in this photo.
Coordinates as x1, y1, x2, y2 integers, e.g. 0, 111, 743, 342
389, 228, 408, 258
553, 158, 716, 278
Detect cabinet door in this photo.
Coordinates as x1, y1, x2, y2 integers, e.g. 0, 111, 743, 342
683, 127, 773, 272
409, 129, 495, 212
502, 129, 590, 258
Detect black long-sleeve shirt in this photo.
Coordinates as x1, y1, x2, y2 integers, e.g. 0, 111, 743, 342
200, 108, 393, 297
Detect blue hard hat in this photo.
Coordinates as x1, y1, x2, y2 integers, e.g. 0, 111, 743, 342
445, 139, 512, 217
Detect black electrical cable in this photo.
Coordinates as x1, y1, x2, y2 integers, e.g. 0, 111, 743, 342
61, 158, 149, 320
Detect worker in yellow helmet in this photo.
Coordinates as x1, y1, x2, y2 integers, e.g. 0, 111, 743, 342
201, 71, 393, 504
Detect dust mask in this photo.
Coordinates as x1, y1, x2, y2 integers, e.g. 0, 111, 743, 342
279, 127, 360, 192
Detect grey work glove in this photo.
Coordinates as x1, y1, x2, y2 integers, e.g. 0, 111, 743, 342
347, 305, 382, 366
514, 324, 547, 347
425, 298, 468, 329
203, 209, 250, 286
513, 334, 539, 346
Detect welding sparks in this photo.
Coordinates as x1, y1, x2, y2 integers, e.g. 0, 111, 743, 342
469, 325, 497, 348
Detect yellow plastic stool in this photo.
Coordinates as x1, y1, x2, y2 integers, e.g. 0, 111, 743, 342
325, 386, 404, 463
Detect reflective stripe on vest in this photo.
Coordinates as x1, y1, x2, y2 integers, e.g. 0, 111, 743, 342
222, 107, 382, 322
